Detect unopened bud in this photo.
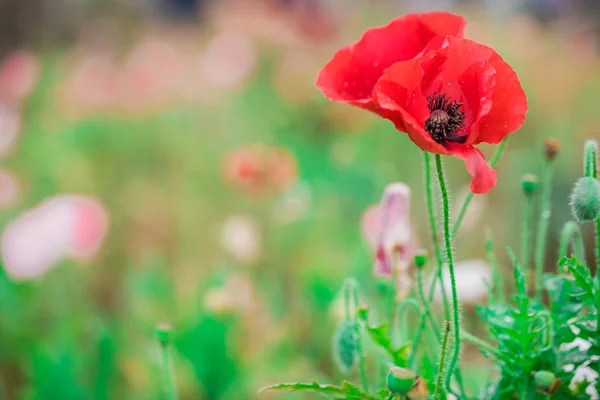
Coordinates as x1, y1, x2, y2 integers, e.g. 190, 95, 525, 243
333, 321, 357, 372
386, 366, 416, 395
521, 174, 539, 196
413, 251, 428, 269
569, 177, 600, 222
356, 305, 369, 322
533, 370, 561, 394
544, 138, 561, 161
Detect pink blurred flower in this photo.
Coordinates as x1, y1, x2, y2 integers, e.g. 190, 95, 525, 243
1, 195, 109, 281
222, 143, 297, 195
202, 30, 257, 88
361, 183, 415, 276
0, 50, 39, 101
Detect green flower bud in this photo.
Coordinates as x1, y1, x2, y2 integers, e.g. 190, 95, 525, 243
332, 320, 357, 372
413, 251, 428, 269
356, 305, 369, 322
521, 174, 539, 196
386, 366, 416, 395
155, 323, 173, 347
533, 370, 561, 394
569, 177, 600, 222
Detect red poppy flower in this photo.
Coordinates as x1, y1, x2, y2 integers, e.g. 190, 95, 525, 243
373, 36, 527, 193
316, 12, 466, 113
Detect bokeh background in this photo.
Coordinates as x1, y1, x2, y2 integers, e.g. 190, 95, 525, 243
0, 0, 599, 398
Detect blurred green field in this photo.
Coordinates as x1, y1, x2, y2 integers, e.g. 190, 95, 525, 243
0, 1, 599, 399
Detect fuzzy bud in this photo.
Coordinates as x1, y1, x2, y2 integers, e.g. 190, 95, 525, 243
584, 139, 598, 177
533, 371, 561, 394
386, 366, 416, 395
413, 251, 428, 269
543, 138, 561, 161
155, 323, 173, 347
521, 174, 539, 196
332, 320, 357, 372
569, 177, 600, 222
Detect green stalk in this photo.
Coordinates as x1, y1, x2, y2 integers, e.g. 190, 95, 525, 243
434, 154, 465, 398
408, 268, 441, 367
521, 191, 534, 284
559, 221, 585, 262
534, 159, 555, 300
453, 138, 508, 237
349, 282, 369, 393
460, 330, 501, 358
423, 152, 450, 322
485, 228, 505, 304
432, 322, 451, 400
155, 324, 177, 400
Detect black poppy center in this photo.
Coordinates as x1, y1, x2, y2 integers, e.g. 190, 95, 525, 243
424, 93, 466, 145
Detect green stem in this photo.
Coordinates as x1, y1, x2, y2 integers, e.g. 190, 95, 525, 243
534, 159, 555, 300
485, 228, 505, 304
453, 138, 507, 237
432, 322, 451, 400
460, 330, 501, 358
521, 193, 534, 287
158, 341, 177, 400
559, 221, 585, 262
424, 152, 450, 322
349, 282, 370, 393
434, 154, 465, 398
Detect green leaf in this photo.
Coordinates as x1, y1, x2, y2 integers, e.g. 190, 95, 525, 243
362, 321, 411, 367
559, 256, 597, 305
258, 380, 379, 399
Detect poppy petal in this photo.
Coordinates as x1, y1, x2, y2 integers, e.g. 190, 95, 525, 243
474, 51, 528, 144
452, 146, 497, 194
316, 12, 465, 111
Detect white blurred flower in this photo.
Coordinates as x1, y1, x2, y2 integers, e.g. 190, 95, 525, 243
1, 195, 109, 281
432, 259, 493, 303
220, 215, 261, 264
202, 31, 257, 88
0, 169, 20, 208
570, 363, 599, 399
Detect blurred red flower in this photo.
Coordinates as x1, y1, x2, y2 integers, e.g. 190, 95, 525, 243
316, 12, 466, 113
0, 50, 39, 102
222, 144, 297, 195
373, 37, 527, 193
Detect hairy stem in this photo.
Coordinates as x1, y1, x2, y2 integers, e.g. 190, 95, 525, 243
521, 193, 534, 287
423, 152, 450, 321
433, 322, 451, 400
559, 221, 585, 263
348, 282, 369, 393
534, 159, 554, 300
485, 228, 505, 304
434, 154, 464, 398
453, 138, 507, 237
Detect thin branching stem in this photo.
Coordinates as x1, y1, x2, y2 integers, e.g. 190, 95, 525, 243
521, 192, 534, 286
559, 221, 585, 263
485, 228, 505, 304
434, 154, 465, 398
534, 158, 555, 300
453, 138, 507, 237
460, 330, 501, 358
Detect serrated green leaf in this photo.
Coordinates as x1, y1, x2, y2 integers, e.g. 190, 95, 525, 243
362, 321, 410, 367
258, 380, 379, 399
559, 257, 597, 305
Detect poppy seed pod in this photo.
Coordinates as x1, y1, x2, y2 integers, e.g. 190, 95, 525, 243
155, 323, 173, 347
386, 366, 416, 395
543, 138, 561, 161
533, 371, 561, 394
569, 177, 600, 222
521, 174, 539, 196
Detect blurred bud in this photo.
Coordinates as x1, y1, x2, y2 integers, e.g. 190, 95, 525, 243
543, 138, 561, 161
533, 371, 561, 394
356, 305, 369, 322
155, 323, 173, 347
569, 177, 600, 222
521, 174, 539, 196
332, 320, 357, 372
413, 251, 428, 269
386, 366, 416, 395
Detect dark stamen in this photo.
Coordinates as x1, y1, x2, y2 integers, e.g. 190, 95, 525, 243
424, 93, 466, 145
